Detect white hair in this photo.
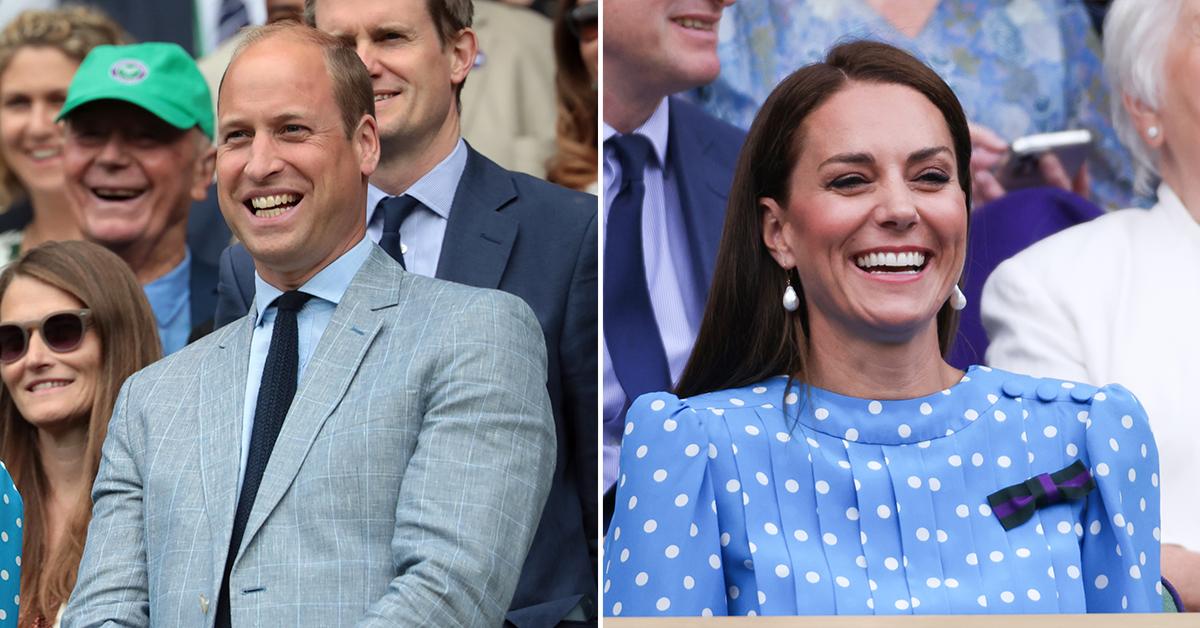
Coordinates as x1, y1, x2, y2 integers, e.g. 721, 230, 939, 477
1103, 0, 1186, 195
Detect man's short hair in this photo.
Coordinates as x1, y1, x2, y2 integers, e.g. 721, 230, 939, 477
222, 22, 375, 138
303, 0, 473, 46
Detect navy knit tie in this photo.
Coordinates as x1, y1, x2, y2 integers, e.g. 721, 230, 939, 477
378, 195, 422, 270
217, 289, 312, 628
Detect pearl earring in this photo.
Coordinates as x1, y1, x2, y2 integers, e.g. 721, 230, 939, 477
1148, 126, 1160, 139
782, 277, 799, 312
950, 285, 967, 311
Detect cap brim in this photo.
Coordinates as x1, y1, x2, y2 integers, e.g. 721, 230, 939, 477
58, 88, 200, 135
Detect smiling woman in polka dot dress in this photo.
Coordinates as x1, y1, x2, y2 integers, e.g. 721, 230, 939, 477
602, 40, 1162, 617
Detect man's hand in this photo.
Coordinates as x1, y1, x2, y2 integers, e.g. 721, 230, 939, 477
1162, 544, 1200, 611
969, 122, 1009, 204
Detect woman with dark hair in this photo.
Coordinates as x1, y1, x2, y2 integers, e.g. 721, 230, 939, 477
0, 240, 159, 626
545, 0, 597, 192
603, 41, 1161, 616
0, 8, 127, 266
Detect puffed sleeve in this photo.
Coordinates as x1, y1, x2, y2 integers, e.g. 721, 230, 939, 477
1078, 383, 1162, 612
603, 392, 727, 617
0, 462, 19, 627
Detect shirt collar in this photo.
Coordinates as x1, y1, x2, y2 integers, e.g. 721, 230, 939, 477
369, 138, 467, 221
252, 236, 374, 326
602, 97, 669, 167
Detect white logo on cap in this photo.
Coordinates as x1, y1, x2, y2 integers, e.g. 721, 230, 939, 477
109, 59, 149, 85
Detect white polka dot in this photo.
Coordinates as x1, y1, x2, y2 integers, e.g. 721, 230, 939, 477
656, 597, 670, 611
1068, 565, 1080, 579
907, 476, 922, 489
730, 398, 745, 406
867, 599, 875, 610
744, 425, 760, 437
1130, 565, 1142, 579
1141, 498, 1147, 512
709, 554, 721, 569
720, 532, 731, 546
653, 469, 668, 482
1155, 527, 1162, 541
726, 479, 741, 492
994, 410, 1007, 422
620, 548, 630, 562
758, 591, 767, 604
895, 599, 910, 610
815, 480, 830, 494
868, 401, 883, 414
977, 595, 988, 608
628, 496, 637, 510
635, 572, 649, 586
1109, 437, 1120, 452
971, 453, 984, 466
927, 577, 941, 588
990, 551, 1004, 562
920, 402, 932, 415
836, 576, 850, 588
793, 529, 809, 542
823, 533, 837, 546
635, 445, 648, 458
650, 399, 666, 411
612, 602, 622, 615
965, 409, 979, 421
1001, 591, 1014, 603
684, 576, 695, 589
1095, 575, 1109, 589
997, 455, 1011, 468
764, 522, 779, 536
898, 424, 912, 438
856, 555, 867, 568
877, 505, 892, 519
979, 504, 992, 517
916, 527, 930, 541
845, 507, 860, 521
956, 504, 969, 518
644, 519, 658, 533
845, 428, 859, 441
775, 432, 791, 443
1141, 552, 1147, 566
1094, 392, 1107, 401
1114, 513, 1126, 528
624, 422, 635, 435
1066, 443, 1078, 457
813, 406, 828, 420
885, 557, 899, 570
751, 471, 768, 486
662, 418, 678, 432
728, 585, 739, 599
701, 608, 712, 616
945, 578, 960, 588
708, 443, 718, 459
1096, 463, 1110, 477
937, 529, 949, 543
785, 479, 799, 493
804, 570, 820, 583
870, 579, 878, 591
753, 386, 767, 394
1043, 425, 1058, 438
1153, 473, 1159, 487
1016, 547, 1031, 558
867, 460, 882, 470
1128, 467, 1137, 482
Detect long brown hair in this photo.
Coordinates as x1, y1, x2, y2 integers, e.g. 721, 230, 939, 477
675, 41, 972, 399
0, 7, 128, 211
546, 0, 597, 190
0, 241, 159, 623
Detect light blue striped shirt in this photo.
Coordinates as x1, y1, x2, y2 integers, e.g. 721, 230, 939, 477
602, 98, 706, 488
237, 236, 373, 491
142, 249, 192, 356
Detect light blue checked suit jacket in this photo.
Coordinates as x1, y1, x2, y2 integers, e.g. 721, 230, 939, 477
63, 246, 556, 627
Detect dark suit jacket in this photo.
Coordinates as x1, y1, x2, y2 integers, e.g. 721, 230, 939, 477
665, 96, 746, 308
213, 146, 598, 628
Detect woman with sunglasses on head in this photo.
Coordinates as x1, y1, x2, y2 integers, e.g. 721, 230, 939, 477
0, 240, 158, 627
0, 7, 127, 267
603, 41, 1163, 617
546, 0, 598, 192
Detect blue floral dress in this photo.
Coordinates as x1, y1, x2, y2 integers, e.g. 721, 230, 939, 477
604, 366, 1161, 616
0, 462, 20, 626
693, 0, 1140, 210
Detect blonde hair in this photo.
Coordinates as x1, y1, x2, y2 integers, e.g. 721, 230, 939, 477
0, 240, 159, 623
0, 6, 128, 210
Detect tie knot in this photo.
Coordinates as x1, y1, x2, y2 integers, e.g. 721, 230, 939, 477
380, 195, 422, 233
609, 133, 654, 183
274, 290, 312, 313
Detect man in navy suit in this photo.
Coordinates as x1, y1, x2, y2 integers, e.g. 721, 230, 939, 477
601, 0, 745, 498
212, 1, 596, 625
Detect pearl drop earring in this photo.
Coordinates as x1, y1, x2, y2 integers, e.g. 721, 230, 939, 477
782, 277, 799, 312
1148, 126, 1160, 139
950, 285, 967, 311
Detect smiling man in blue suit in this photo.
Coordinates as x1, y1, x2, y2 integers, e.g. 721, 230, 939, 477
65, 23, 554, 627
601, 0, 745, 500
211, 1, 597, 626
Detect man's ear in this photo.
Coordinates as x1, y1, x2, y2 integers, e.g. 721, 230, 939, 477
191, 140, 217, 202
1123, 92, 1164, 149
446, 27, 477, 88
760, 196, 796, 270
354, 113, 381, 177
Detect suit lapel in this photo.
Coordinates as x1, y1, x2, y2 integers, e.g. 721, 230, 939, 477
434, 146, 519, 289
236, 248, 399, 558
200, 317, 253, 586
667, 98, 729, 299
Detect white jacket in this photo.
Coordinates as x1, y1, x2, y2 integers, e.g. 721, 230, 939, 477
983, 184, 1200, 549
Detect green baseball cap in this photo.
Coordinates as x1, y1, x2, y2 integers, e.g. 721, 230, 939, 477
57, 42, 214, 140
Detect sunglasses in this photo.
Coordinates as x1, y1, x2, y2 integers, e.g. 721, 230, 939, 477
0, 309, 93, 364
567, 2, 598, 42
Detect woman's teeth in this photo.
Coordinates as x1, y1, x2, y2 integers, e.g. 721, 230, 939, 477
855, 251, 927, 273
30, 381, 69, 392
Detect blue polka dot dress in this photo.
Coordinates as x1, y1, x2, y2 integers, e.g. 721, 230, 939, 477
603, 366, 1161, 616
0, 462, 20, 626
